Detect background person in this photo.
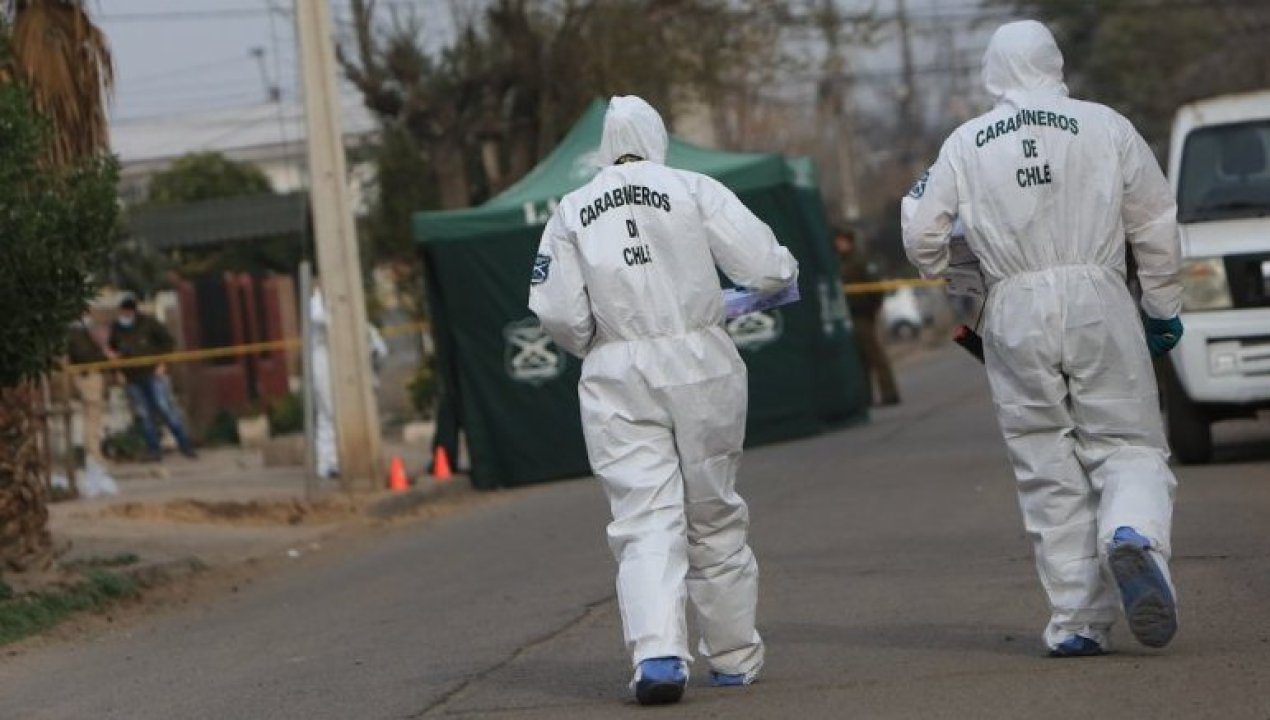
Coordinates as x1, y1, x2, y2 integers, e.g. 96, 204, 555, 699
530, 95, 797, 706
308, 286, 389, 480
65, 311, 110, 464
901, 20, 1183, 657
834, 227, 900, 406
108, 297, 196, 462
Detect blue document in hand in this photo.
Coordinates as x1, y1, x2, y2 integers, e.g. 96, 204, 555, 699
722, 283, 801, 319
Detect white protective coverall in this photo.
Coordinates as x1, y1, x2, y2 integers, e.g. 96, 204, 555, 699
309, 289, 388, 479
900, 21, 1183, 650
529, 96, 798, 675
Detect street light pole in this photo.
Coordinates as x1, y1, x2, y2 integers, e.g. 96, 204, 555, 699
294, 0, 383, 489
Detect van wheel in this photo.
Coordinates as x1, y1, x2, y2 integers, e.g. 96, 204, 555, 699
1161, 364, 1213, 465
891, 320, 920, 341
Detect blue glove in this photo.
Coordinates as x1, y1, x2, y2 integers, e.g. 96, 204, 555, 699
1144, 315, 1183, 357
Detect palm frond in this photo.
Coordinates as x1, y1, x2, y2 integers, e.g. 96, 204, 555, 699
7, 0, 114, 164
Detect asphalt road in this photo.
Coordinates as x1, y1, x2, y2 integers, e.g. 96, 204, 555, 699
4, 347, 1270, 720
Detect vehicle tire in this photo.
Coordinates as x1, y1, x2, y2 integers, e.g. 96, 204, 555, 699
1160, 363, 1213, 465
891, 320, 920, 341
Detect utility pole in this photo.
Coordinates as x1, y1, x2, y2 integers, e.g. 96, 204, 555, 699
295, 0, 383, 489
816, 0, 861, 223
895, 0, 921, 176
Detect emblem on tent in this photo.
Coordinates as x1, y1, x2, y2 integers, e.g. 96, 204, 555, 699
817, 278, 850, 337
726, 310, 784, 351
505, 318, 565, 383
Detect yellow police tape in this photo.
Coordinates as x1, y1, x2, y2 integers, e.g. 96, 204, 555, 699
843, 278, 945, 294
64, 321, 429, 375
66, 279, 942, 375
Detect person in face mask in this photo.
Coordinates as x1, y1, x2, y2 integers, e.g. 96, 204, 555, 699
901, 20, 1183, 657
109, 296, 197, 461
529, 96, 797, 704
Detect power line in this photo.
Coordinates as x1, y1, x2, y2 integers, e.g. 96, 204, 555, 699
125, 77, 282, 98
790, 63, 981, 84
101, 8, 277, 22
196, 113, 284, 151
111, 99, 288, 125
98, 1, 456, 23
122, 55, 259, 86
265, 0, 313, 264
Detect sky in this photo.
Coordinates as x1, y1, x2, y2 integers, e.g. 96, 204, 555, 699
99, 0, 1011, 129
100, 0, 465, 125
102, 1, 299, 124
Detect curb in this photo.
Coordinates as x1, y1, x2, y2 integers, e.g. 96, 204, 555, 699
366, 477, 473, 520
121, 557, 208, 588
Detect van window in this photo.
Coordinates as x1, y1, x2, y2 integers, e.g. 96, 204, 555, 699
1178, 120, 1270, 223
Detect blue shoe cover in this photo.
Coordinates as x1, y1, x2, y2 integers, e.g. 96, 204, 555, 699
1112, 526, 1152, 549
1048, 635, 1105, 658
710, 669, 759, 687
1109, 526, 1178, 648
632, 657, 687, 705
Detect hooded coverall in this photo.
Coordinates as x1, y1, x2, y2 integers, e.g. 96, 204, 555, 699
529, 96, 797, 675
309, 288, 387, 479
901, 21, 1183, 650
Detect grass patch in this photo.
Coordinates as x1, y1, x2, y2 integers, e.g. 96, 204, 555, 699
0, 570, 140, 646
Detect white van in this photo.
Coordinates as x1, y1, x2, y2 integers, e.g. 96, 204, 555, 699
1161, 90, 1270, 463
882, 286, 927, 340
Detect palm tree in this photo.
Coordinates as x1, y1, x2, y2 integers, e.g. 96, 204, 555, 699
0, 0, 113, 571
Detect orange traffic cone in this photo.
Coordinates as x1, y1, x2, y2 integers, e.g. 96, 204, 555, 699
388, 455, 409, 493
432, 446, 453, 482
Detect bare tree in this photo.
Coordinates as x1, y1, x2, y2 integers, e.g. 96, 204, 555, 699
339, 0, 791, 210
998, 0, 1270, 146
340, 0, 478, 208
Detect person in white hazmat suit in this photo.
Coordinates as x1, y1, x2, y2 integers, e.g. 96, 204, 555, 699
901, 21, 1185, 657
528, 96, 797, 705
309, 287, 388, 479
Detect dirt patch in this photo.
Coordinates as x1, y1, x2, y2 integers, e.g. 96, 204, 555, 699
94, 483, 508, 529
5, 484, 527, 656
100, 497, 367, 527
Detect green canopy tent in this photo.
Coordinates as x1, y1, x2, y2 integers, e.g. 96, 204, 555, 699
415, 100, 868, 490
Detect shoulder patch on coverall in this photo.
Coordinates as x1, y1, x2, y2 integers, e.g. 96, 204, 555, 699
908, 170, 930, 199
531, 253, 552, 286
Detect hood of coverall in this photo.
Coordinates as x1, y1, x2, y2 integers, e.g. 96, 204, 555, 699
982, 20, 1069, 105
599, 96, 669, 165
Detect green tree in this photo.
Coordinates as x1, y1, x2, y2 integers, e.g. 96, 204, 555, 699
361, 126, 436, 262
0, 1, 118, 571
0, 85, 118, 386
133, 152, 301, 277
145, 151, 273, 206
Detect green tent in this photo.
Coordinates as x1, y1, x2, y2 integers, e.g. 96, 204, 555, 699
415, 100, 868, 490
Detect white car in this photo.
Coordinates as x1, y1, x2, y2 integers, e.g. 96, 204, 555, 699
1160, 90, 1270, 463
882, 286, 927, 340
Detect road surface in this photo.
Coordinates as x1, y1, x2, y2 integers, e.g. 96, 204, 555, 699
3, 347, 1269, 719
